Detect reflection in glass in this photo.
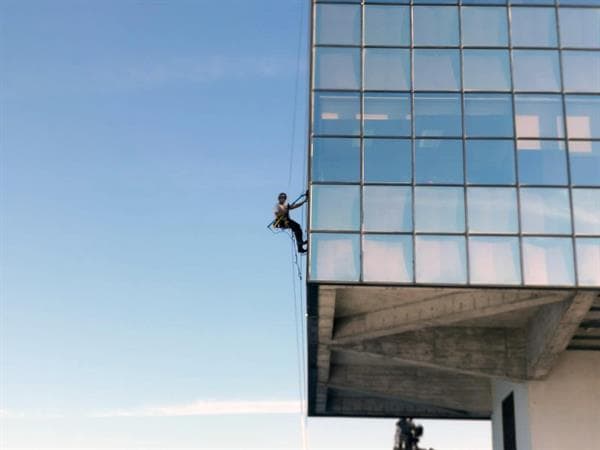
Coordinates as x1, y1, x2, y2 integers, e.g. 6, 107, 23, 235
312, 138, 360, 183
365, 5, 410, 46
522, 238, 575, 286
363, 186, 412, 232
364, 49, 410, 91
364, 93, 411, 137
463, 50, 511, 91
314, 47, 360, 90
310, 233, 360, 282
315, 4, 361, 45
413, 50, 461, 91
563, 52, 600, 93
572, 189, 600, 235
414, 0, 456, 3
314, 92, 360, 136
467, 187, 518, 233
569, 141, 600, 186
414, 93, 462, 137
576, 238, 600, 287
520, 188, 572, 234
510, 7, 557, 47
461, 7, 508, 47
311, 185, 360, 231
511, 0, 554, 4
464, 94, 513, 137
518, 140, 567, 186
416, 236, 467, 284
415, 187, 465, 232
559, 0, 600, 5
566, 96, 600, 139
559, 8, 600, 49
364, 139, 412, 183
413, 6, 459, 46
363, 235, 413, 283
515, 95, 564, 139
415, 139, 463, 184
512, 50, 561, 92
466, 140, 515, 184
469, 237, 521, 285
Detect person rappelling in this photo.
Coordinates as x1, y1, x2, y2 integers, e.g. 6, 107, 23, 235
273, 190, 309, 253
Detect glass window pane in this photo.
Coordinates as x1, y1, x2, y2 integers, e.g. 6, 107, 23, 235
466, 140, 516, 184
363, 235, 413, 283
520, 188, 572, 234
415, 186, 465, 232
312, 138, 360, 182
415, 139, 463, 184
467, 187, 518, 233
465, 94, 514, 137
465, 0, 507, 3
559, 0, 600, 6
414, 93, 462, 137
365, 5, 410, 46
517, 140, 568, 185
414, 0, 457, 4
364, 49, 410, 91
569, 141, 600, 186
310, 233, 360, 282
364, 139, 412, 183
365, 0, 409, 3
563, 51, 600, 93
413, 6, 459, 46
566, 95, 600, 139
510, 7, 557, 47
315, 47, 360, 90
315, 4, 361, 45
463, 50, 511, 91
363, 186, 412, 232
511, 0, 552, 4
559, 8, 600, 49
314, 92, 360, 136
416, 236, 467, 284
576, 238, 600, 287
515, 95, 564, 139
512, 50, 561, 92
461, 7, 508, 47
469, 237, 521, 285
323, 0, 361, 2
364, 93, 411, 137
413, 50, 461, 91
522, 237, 575, 286
311, 185, 360, 231
572, 189, 600, 235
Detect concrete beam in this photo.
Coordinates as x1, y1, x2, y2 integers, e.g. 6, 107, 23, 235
315, 288, 336, 414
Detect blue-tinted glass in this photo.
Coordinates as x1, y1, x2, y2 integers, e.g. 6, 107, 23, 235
465, 94, 514, 137
312, 138, 360, 182
364, 139, 412, 183
461, 7, 508, 47
510, 7, 557, 47
463, 50, 511, 91
413, 0, 457, 4
520, 188, 572, 234
467, 187, 518, 233
512, 50, 561, 92
576, 238, 600, 287
363, 235, 413, 283
517, 140, 568, 185
364, 49, 410, 91
559, 8, 600, 49
559, 0, 600, 5
569, 141, 600, 186
365, 6, 410, 46
413, 50, 461, 91
363, 186, 412, 232
415, 187, 465, 232
515, 95, 564, 139
466, 140, 516, 184
416, 236, 467, 284
364, 93, 411, 137
415, 139, 463, 184
415, 93, 462, 137
365, 0, 409, 3
511, 0, 553, 4
566, 96, 600, 139
563, 52, 600, 93
464, 0, 507, 3
469, 237, 521, 285
322, 0, 361, 2
315, 48, 360, 90
311, 185, 360, 231
522, 238, 575, 286
314, 92, 360, 136
413, 7, 459, 46
572, 189, 600, 235
315, 4, 360, 45
310, 233, 360, 282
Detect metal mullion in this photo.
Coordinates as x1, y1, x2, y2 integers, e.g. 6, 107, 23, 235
359, 0, 365, 283
410, 0, 416, 284
307, 0, 317, 281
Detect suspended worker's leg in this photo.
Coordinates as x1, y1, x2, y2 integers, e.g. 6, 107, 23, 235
287, 219, 306, 253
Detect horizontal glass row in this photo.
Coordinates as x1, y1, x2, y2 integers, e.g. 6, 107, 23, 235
312, 138, 600, 186
309, 233, 600, 287
310, 185, 600, 234
316, 1, 600, 7
316, 5, 600, 49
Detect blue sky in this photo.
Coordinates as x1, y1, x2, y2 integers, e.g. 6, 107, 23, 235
0, 1, 491, 448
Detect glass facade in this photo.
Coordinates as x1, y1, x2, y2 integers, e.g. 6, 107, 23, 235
309, 0, 600, 287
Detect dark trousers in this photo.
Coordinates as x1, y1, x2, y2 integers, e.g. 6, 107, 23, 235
280, 218, 304, 250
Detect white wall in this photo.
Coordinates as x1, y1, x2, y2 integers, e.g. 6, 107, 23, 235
491, 380, 532, 450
